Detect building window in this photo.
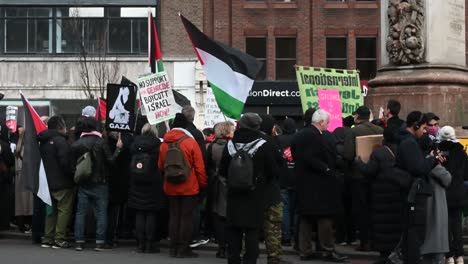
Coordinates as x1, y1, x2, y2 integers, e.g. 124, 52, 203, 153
4, 8, 53, 53
356, 37, 377, 80
246, 37, 267, 80
275, 37, 296, 80
3, 6, 150, 55
326, 37, 347, 70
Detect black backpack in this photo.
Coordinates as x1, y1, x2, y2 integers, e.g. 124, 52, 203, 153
227, 139, 264, 192
130, 148, 152, 176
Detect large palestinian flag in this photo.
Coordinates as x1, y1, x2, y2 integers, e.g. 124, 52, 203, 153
21, 92, 51, 206
180, 14, 262, 119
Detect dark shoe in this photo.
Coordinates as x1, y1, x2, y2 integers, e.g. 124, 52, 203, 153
145, 241, 160, 254
41, 241, 53, 248
355, 244, 371, 252
75, 242, 85, 251
52, 240, 70, 249
94, 243, 112, 251
137, 243, 145, 253
216, 248, 226, 258
169, 247, 177, 257
300, 253, 321, 261
281, 239, 292, 247
324, 251, 349, 263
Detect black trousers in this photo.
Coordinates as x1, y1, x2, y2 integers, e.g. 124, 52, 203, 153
448, 208, 463, 258
351, 179, 370, 246
213, 213, 227, 249
168, 195, 198, 250
135, 210, 157, 244
336, 177, 356, 243
226, 225, 259, 264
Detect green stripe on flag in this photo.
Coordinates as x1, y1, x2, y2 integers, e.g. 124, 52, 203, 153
156, 60, 165, 73
209, 81, 244, 119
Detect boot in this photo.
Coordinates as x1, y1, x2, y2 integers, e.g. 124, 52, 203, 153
137, 242, 145, 253
145, 241, 160, 254
176, 246, 199, 258
216, 247, 226, 258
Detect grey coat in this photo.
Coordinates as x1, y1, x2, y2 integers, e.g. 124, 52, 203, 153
420, 164, 451, 255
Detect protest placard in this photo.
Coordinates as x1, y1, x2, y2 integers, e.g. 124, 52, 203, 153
204, 87, 236, 128
106, 84, 137, 132
138, 72, 177, 125
318, 90, 342, 132
356, 135, 383, 163
6, 106, 18, 133
295, 66, 363, 117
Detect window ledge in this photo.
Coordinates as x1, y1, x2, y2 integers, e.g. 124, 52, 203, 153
323, 2, 350, 9
272, 2, 298, 9
353, 2, 378, 9
243, 2, 268, 9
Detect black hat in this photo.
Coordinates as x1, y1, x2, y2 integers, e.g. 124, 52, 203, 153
355, 106, 370, 119
342, 115, 355, 127
171, 113, 188, 129
259, 114, 275, 135
425, 112, 440, 121
240, 113, 262, 130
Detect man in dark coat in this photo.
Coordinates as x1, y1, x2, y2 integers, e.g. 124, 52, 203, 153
291, 109, 347, 262
397, 111, 439, 264
344, 106, 383, 251
219, 113, 279, 264
385, 99, 405, 132
38, 116, 75, 249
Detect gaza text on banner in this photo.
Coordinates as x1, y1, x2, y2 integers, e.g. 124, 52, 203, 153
295, 66, 363, 116
138, 72, 177, 125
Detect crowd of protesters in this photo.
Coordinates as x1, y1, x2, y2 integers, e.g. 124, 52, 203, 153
0, 101, 468, 264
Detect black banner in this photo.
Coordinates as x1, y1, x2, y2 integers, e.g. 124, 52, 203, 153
106, 83, 137, 132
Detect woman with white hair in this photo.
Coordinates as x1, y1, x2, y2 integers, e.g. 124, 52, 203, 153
128, 123, 164, 253
438, 126, 468, 264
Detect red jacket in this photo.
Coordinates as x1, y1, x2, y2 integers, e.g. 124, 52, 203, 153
158, 128, 207, 196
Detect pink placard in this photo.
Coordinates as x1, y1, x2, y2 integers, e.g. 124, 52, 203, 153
318, 89, 342, 132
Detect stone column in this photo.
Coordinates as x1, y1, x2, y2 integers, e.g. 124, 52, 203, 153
367, 0, 468, 126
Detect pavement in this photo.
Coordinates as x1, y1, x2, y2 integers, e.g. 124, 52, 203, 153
0, 238, 377, 264
0, 229, 379, 263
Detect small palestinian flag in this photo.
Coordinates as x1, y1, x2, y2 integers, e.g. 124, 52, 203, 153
95, 97, 107, 122
148, 10, 163, 73
21, 92, 51, 206
180, 14, 262, 119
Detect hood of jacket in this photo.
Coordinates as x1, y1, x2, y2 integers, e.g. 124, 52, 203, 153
232, 128, 263, 144
38, 129, 63, 143
133, 135, 160, 152
398, 127, 414, 144
163, 128, 194, 143
439, 140, 464, 152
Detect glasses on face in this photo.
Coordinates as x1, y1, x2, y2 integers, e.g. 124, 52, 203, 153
427, 123, 439, 127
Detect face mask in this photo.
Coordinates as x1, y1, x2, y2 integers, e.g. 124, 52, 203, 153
426, 126, 439, 137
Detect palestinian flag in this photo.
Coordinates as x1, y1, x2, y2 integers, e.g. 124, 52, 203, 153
180, 14, 262, 119
148, 10, 164, 73
21, 92, 51, 206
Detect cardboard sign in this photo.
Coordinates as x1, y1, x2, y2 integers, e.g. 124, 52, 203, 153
137, 72, 177, 125
106, 84, 137, 132
318, 90, 342, 132
356, 134, 383, 163
295, 66, 363, 117
204, 87, 236, 128
6, 106, 18, 133
458, 137, 468, 155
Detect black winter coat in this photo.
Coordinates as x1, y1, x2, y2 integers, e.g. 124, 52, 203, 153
396, 130, 437, 179
219, 128, 278, 228
108, 133, 133, 204
71, 134, 120, 184
127, 135, 163, 211
358, 144, 407, 253
439, 141, 468, 209
260, 133, 283, 207
275, 133, 296, 189
291, 126, 343, 216
38, 129, 74, 191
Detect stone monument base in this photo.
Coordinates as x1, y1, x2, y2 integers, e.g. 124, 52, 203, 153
367, 65, 468, 126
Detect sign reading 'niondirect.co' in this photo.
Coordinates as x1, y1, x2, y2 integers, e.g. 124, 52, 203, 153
295, 66, 363, 117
